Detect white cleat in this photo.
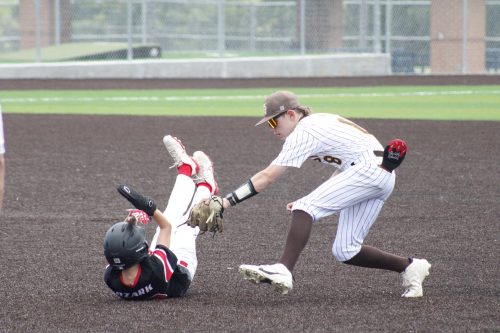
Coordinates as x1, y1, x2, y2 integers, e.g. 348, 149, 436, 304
192, 151, 218, 195
162, 135, 198, 176
400, 258, 431, 298
239, 263, 293, 295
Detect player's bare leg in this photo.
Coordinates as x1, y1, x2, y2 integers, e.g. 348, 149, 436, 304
239, 210, 311, 295
344, 245, 410, 272
279, 210, 313, 271
344, 246, 431, 298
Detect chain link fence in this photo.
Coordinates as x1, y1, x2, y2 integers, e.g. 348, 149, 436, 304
0, 0, 499, 74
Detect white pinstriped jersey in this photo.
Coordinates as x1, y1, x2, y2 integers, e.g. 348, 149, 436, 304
272, 113, 383, 171
271, 113, 396, 262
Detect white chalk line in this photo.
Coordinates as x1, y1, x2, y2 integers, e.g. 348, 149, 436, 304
2, 90, 500, 104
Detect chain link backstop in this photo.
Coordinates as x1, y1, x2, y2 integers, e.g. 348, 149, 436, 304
0, 0, 499, 74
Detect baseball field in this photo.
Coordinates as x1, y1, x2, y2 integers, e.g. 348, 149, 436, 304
1, 84, 499, 332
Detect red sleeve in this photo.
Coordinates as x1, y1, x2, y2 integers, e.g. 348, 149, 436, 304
152, 245, 177, 282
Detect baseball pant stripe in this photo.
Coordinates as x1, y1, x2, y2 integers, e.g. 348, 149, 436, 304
333, 199, 385, 261
293, 163, 392, 221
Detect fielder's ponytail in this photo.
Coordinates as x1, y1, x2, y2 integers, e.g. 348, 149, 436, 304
295, 105, 312, 120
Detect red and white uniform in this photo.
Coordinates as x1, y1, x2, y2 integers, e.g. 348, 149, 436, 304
105, 173, 211, 299
104, 245, 190, 300
272, 113, 396, 261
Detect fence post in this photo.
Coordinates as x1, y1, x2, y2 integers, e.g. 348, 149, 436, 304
359, 0, 368, 50
373, 0, 381, 53
35, 0, 41, 62
250, 2, 256, 51
462, 0, 468, 74
141, 0, 147, 44
218, 0, 226, 57
54, 0, 60, 45
127, 0, 133, 60
300, 0, 306, 55
385, 0, 392, 54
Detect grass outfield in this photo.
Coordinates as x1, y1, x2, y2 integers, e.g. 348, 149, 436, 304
1, 85, 499, 120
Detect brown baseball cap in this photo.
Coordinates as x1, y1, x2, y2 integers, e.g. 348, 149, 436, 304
255, 91, 300, 126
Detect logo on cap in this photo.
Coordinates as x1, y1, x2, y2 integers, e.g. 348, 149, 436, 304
387, 150, 401, 160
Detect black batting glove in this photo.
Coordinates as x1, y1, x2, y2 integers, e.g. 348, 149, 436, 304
117, 184, 157, 216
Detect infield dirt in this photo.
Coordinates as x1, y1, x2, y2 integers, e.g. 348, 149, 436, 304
1, 115, 498, 332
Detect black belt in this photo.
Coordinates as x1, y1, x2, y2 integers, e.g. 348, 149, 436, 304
351, 150, 384, 166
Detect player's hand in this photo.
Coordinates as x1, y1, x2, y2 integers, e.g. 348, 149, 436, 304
286, 202, 294, 211
222, 197, 231, 209
125, 209, 150, 225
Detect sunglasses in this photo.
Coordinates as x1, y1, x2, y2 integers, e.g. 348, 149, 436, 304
267, 112, 287, 129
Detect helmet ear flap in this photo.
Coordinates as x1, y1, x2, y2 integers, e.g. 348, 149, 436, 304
104, 222, 149, 269
140, 239, 150, 255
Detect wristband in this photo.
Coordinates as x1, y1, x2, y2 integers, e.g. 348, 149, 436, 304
225, 179, 258, 206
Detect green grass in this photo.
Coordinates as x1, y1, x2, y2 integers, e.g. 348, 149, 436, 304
1, 85, 499, 120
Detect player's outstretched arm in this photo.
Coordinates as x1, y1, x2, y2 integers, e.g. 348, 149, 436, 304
222, 164, 287, 209
151, 210, 172, 247
117, 184, 172, 247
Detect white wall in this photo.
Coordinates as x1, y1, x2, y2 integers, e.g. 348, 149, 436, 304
0, 54, 390, 79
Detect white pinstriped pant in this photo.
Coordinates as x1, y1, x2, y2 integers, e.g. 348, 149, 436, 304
292, 160, 396, 262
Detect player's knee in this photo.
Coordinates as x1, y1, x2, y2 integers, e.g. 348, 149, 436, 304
332, 241, 361, 262
331, 242, 345, 262
290, 202, 317, 221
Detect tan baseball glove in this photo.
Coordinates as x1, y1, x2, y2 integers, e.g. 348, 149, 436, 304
187, 196, 224, 234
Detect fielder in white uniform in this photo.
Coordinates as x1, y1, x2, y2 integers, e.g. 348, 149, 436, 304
221, 91, 431, 298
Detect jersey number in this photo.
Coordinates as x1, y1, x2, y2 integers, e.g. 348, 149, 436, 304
311, 155, 342, 165
310, 117, 369, 166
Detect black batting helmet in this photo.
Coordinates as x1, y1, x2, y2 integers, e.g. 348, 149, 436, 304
104, 221, 149, 270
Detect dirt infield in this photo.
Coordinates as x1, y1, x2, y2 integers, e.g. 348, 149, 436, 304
1, 114, 499, 332
1, 74, 500, 90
